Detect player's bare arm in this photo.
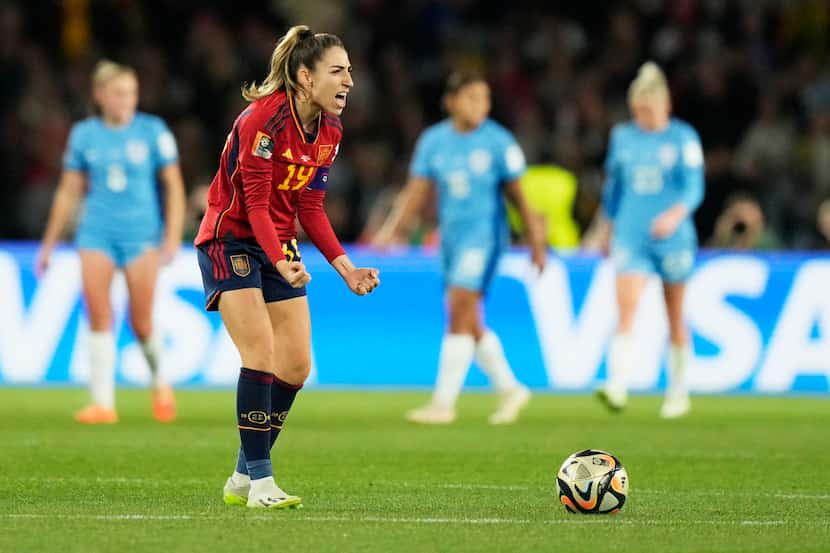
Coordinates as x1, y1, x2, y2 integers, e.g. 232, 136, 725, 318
275, 259, 312, 288
37, 170, 86, 275
504, 178, 546, 273
158, 163, 186, 264
331, 255, 380, 296
650, 203, 689, 240
582, 209, 612, 255
373, 176, 431, 248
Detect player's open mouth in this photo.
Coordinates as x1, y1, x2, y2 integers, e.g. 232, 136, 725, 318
335, 92, 347, 108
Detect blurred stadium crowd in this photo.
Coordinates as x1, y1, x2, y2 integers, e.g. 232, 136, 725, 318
1, 0, 830, 249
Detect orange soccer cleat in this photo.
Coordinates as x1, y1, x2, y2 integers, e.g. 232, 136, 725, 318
74, 404, 118, 424
152, 384, 177, 423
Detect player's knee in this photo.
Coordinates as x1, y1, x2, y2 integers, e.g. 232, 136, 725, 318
241, 339, 277, 374
87, 310, 112, 332
618, 319, 635, 334
617, 308, 637, 333
668, 325, 688, 346
448, 318, 476, 335
277, 346, 311, 381
130, 316, 153, 342
277, 360, 311, 384
670, 335, 688, 348
448, 302, 478, 334
447, 309, 465, 332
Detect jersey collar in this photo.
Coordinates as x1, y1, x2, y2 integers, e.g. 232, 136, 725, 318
288, 94, 321, 145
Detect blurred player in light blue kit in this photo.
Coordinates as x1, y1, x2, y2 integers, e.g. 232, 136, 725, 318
37, 60, 186, 424
595, 62, 704, 418
375, 71, 546, 424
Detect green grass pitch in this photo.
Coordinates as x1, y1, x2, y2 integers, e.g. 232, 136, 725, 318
0, 389, 828, 552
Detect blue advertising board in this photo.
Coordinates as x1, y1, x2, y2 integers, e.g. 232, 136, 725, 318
0, 242, 828, 393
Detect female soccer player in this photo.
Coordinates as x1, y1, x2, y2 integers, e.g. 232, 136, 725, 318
195, 26, 379, 509
38, 60, 185, 424
374, 71, 546, 425
596, 62, 704, 419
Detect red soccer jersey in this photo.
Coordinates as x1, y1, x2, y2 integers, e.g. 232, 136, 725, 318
195, 90, 345, 263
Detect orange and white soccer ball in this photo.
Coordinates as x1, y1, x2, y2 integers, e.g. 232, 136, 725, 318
556, 449, 629, 514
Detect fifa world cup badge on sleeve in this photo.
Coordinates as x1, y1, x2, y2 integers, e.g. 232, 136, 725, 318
252, 132, 274, 159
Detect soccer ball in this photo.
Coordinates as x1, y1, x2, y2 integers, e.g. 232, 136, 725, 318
556, 449, 629, 514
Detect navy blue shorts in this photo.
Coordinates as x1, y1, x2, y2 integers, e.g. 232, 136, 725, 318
196, 237, 306, 311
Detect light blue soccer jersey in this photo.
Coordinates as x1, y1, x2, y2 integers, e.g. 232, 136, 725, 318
410, 119, 526, 291
602, 118, 704, 282
63, 112, 178, 265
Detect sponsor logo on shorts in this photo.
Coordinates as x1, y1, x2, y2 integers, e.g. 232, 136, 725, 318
611, 246, 630, 269
662, 250, 694, 280
457, 248, 486, 279
230, 254, 251, 277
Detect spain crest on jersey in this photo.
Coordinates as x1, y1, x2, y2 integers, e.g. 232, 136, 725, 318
252, 131, 274, 159
230, 254, 251, 277
317, 144, 333, 165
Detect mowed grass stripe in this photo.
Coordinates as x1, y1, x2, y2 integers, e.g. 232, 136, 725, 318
3, 513, 818, 527
21, 476, 830, 501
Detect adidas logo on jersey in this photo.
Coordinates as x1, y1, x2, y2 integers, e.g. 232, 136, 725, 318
282, 148, 294, 160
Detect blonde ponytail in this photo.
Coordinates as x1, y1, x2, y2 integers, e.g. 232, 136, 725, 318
242, 25, 310, 101
628, 61, 669, 105
241, 25, 345, 102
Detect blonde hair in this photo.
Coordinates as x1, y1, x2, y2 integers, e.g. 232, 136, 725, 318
242, 25, 345, 102
628, 61, 669, 105
91, 59, 136, 89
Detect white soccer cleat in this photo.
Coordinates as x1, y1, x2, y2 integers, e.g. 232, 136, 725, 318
660, 392, 691, 419
246, 477, 302, 509
222, 473, 250, 506
406, 404, 456, 424
595, 384, 627, 412
489, 385, 531, 425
